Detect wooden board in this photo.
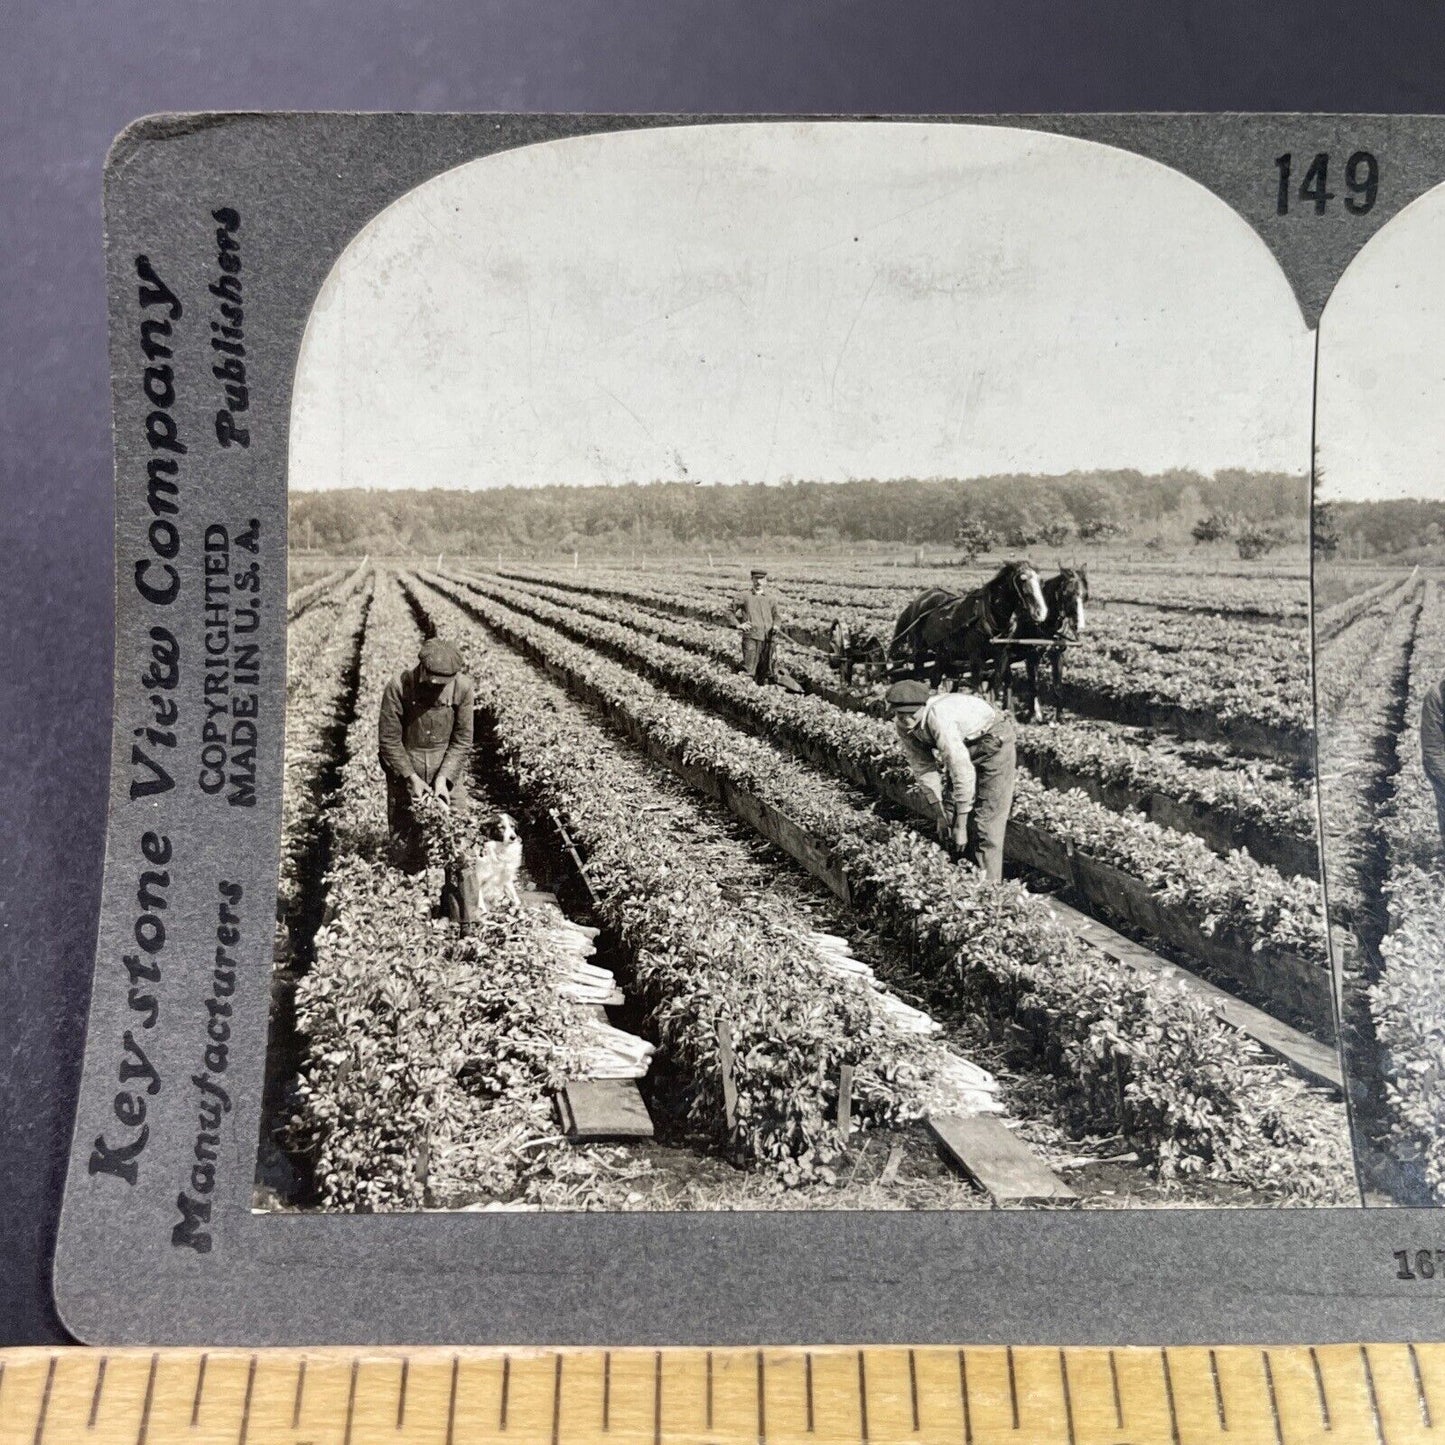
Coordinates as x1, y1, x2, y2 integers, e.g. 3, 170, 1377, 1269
716, 1020, 740, 1132
1046, 896, 1345, 1092
560, 1080, 655, 1141
927, 1114, 1078, 1206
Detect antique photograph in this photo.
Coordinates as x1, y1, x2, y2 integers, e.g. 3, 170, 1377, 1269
261, 121, 1355, 1214
1314, 177, 1445, 1206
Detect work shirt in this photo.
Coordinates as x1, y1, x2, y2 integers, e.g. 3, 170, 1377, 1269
378, 666, 475, 786
733, 589, 781, 640
1424, 678, 1445, 788
896, 692, 1001, 816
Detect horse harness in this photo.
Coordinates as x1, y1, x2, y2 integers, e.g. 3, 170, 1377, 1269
894, 577, 1022, 648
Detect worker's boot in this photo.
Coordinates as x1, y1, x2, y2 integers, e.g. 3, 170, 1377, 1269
441, 861, 482, 936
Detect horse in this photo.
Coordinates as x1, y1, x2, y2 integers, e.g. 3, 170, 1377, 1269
827, 619, 888, 685
994, 565, 1089, 722
889, 561, 1048, 693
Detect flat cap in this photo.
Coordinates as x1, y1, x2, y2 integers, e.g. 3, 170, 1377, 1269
885, 680, 931, 711
750, 567, 768, 578
418, 637, 463, 677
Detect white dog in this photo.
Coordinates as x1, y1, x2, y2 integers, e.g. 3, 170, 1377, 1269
468, 811, 524, 911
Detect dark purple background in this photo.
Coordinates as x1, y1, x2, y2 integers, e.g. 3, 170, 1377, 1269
4, 0, 1444, 1346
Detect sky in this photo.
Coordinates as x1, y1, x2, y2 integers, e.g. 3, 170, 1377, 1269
289, 121, 1314, 492
1317, 178, 1445, 503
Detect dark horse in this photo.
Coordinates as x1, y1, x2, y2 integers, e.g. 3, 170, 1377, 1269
995, 566, 1089, 721
889, 561, 1048, 693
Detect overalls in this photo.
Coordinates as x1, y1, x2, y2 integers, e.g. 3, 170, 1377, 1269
378, 668, 473, 871
736, 591, 779, 683
898, 696, 1017, 883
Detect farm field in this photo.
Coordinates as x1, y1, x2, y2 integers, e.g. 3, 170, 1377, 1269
489, 561, 1315, 759
1314, 565, 1445, 1203
478, 567, 1320, 877
438, 568, 1329, 1022
265, 552, 1358, 1212
1313, 564, 1420, 614
657, 560, 1311, 625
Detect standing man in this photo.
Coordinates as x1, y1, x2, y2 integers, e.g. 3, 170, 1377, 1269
1422, 673, 1445, 849
828, 618, 854, 684
378, 636, 474, 871
733, 568, 782, 684
885, 679, 1017, 882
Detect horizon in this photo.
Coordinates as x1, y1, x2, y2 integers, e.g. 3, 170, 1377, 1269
1320, 495, 1445, 508
290, 466, 1307, 496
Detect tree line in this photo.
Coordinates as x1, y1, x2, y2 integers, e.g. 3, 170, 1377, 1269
290, 470, 1308, 556
1315, 498, 1445, 561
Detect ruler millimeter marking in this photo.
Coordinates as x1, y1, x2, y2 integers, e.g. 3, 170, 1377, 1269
1, 1344, 1442, 1444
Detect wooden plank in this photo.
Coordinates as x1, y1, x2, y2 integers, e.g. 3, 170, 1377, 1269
716, 1020, 739, 1132
561, 1080, 655, 1140
721, 778, 852, 901
555, 1088, 577, 1137
878, 1144, 903, 1185
1045, 896, 1344, 1092
927, 1114, 1078, 1206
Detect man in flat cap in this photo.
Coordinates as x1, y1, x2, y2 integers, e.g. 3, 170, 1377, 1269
885, 679, 1017, 882
732, 568, 784, 684
378, 636, 475, 871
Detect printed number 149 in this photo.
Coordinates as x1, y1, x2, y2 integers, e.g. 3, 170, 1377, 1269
1276, 151, 1379, 215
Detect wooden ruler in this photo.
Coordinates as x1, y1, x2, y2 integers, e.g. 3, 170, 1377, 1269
0, 1344, 1439, 1444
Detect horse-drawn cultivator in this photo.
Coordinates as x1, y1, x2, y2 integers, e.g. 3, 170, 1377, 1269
883, 561, 1089, 721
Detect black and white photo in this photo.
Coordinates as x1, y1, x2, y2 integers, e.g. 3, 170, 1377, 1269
263, 122, 1354, 1214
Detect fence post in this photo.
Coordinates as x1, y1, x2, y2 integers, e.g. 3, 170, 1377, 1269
549, 808, 599, 907
716, 1020, 739, 1135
